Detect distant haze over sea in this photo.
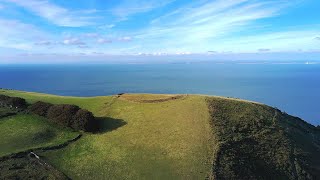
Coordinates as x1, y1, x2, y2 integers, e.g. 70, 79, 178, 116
0, 63, 319, 125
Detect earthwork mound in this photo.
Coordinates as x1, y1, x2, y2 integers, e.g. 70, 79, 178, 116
118, 94, 187, 103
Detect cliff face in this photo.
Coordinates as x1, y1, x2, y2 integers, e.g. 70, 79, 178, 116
207, 97, 320, 180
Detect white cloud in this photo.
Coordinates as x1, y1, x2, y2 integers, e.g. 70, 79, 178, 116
5, 0, 98, 27
99, 24, 115, 30
209, 30, 320, 53
34, 41, 52, 46
78, 45, 90, 49
138, 0, 287, 40
124, 0, 306, 53
111, 0, 175, 20
84, 33, 100, 38
258, 48, 271, 52
97, 38, 112, 44
0, 18, 50, 50
62, 38, 85, 45
0, 0, 318, 57
118, 36, 132, 42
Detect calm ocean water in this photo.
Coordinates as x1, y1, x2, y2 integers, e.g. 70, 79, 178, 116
0, 63, 319, 125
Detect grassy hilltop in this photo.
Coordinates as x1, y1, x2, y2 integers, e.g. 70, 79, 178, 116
0, 89, 319, 180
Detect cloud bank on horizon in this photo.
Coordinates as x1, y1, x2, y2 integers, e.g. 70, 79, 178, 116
0, 0, 319, 62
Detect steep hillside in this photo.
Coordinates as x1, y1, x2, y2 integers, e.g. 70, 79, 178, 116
207, 97, 320, 180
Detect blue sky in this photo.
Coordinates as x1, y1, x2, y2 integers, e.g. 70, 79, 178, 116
0, 0, 320, 63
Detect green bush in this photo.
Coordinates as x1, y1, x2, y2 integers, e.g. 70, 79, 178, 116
0, 95, 26, 109
29, 101, 53, 116
47, 104, 80, 127
29, 102, 99, 132
72, 109, 96, 132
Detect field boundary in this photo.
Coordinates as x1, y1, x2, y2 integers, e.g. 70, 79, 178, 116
0, 134, 82, 160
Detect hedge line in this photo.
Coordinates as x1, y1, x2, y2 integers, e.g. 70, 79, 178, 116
29, 102, 97, 132
0, 94, 97, 132
0, 95, 27, 109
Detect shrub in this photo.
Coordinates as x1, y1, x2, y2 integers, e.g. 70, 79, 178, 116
0, 95, 26, 109
28, 101, 98, 132
29, 101, 53, 116
72, 109, 97, 132
0, 95, 9, 107
8, 97, 27, 108
47, 104, 80, 127
0, 95, 10, 101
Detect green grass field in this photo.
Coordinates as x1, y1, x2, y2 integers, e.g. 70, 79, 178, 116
0, 90, 214, 179
1, 89, 319, 180
0, 114, 79, 157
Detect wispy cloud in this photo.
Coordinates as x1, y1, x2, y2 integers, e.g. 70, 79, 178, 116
83, 33, 100, 38
210, 30, 320, 52
118, 36, 133, 42
0, 18, 50, 50
258, 48, 271, 52
98, 24, 115, 30
111, 0, 175, 20
137, 0, 288, 41
34, 41, 52, 46
120, 0, 308, 53
5, 0, 98, 27
97, 38, 112, 44
62, 38, 86, 45
0, 0, 319, 60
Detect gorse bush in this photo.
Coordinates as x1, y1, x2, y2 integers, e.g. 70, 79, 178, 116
30, 103, 98, 132
0, 95, 9, 103
29, 101, 53, 116
8, 96, 100, 132
47, 104, 80, 127
72, 109, 96, 132
0, 95, 26, 109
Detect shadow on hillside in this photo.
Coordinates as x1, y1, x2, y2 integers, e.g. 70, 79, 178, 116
95, 117, 127, 133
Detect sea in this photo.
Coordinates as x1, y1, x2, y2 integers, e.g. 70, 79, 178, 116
0, 63, 319, 125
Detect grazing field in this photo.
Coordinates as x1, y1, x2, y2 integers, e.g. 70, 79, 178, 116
0, 114, 79, 157
0, 90, 214, 180
1, 89, 319, 180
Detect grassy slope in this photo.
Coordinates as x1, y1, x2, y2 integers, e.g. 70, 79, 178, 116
1, 90, 319, 180
207, 97, 320, 180
0, 90, 213, 180
0, 108, 13, 116
0, 156, 69, 180
0, 114, 79, 157
0, 107, 19, 119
